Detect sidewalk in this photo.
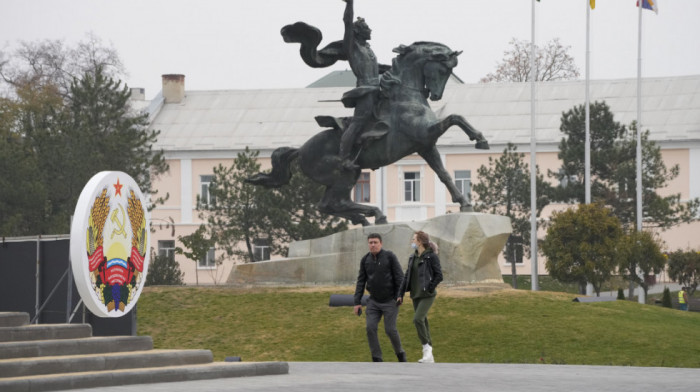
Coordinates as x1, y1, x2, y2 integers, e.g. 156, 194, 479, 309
76, 362, 698, 392
599, 282, 681, 297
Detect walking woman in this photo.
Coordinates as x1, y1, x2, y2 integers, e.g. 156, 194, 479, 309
398, 231, 443, 363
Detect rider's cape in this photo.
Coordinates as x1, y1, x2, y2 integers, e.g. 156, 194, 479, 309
281, 22, 347, 68
284, 21, 390, 141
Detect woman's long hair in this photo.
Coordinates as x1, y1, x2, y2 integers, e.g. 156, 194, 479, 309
414, 231, 438, 255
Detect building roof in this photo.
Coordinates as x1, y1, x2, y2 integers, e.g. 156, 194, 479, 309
306, 70, 464, 88
150, 75, 700, 154
306, 70, 358, 88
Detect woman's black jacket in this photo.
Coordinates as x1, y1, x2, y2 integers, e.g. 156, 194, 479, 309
398, 250, 443, 298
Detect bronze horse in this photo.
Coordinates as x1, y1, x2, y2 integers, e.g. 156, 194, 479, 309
248, 42, 489, 226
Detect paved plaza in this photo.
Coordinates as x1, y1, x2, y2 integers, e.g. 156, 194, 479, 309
77, 361, 698, 392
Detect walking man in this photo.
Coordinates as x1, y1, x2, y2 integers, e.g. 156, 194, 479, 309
354, 233, 407, 362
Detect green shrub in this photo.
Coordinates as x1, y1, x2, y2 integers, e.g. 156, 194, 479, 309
146, 254, 184, 286
617, 288, 625, 300
661, 287, 673, 308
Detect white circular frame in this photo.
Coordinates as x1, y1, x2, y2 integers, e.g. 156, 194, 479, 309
70, 171, 150, 318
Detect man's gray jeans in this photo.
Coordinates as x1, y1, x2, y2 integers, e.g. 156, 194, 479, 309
365, 298, 404, 360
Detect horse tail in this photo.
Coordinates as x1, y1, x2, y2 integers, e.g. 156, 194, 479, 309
245, 147, 299, 188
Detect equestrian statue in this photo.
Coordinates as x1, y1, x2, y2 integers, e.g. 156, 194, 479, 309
247, 0, 489, 226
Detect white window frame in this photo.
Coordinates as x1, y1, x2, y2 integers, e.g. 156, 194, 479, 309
158, 240, 176, 260
454, 170, 471, 201
198, 247, 216, 269
403, 171, 421, 202
200, 175, 216, 206
353, 172, 371, 203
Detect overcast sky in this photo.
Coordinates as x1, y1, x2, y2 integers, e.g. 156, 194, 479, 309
2, 0, 699, 99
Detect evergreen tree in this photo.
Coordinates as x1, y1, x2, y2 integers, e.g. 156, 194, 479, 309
202, 148, 275, 263
552, 101, 699, 230
21, 66, 168, 233
472, 143, 552, 263
661, 287, 672, 308
0, 98, 47, 235
198, 148, 348, 263
0, 37, 168, 235
67, 66, 167, 196
145, 252, 184, 286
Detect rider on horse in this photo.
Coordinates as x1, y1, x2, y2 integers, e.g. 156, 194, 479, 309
338, 0, 380, 171
281, 0, 389, 172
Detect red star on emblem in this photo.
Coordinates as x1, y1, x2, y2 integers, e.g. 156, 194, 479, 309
114, 178, 123, 197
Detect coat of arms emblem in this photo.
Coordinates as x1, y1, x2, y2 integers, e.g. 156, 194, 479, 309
70, 171, 150, 317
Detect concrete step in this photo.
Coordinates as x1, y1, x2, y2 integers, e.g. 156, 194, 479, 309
0, 361, 289, 392
0, 336, 153, 360
0, 313, 30, 328
0, 324, 92, 343
0, 349, 213, 378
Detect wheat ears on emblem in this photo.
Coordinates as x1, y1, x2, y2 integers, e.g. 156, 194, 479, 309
127, 190, 146, 252
88, 188, 110, 251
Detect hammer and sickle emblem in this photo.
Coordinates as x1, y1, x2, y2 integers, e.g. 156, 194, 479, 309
110, 205, 127, 239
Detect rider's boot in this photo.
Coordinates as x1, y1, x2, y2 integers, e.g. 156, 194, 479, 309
338, 142, 360, 171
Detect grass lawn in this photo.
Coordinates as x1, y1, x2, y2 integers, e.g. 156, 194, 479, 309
137, 286, 700, 367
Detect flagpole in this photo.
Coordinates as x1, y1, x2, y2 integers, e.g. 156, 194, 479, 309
584, 0, 593, 297
530, 0, 538, 291
585, 0, 591, 205
636, 1, 645, 304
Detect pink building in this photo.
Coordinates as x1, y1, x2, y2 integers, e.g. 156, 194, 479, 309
143, 73, 700, 285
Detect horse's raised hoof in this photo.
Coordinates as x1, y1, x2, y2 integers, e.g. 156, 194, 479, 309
460, 205, 474, 213
475, 140, 490, 150
375, 216, 388, 225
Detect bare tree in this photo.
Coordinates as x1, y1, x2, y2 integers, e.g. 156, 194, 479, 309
481, 38, 580, 83
0, 32, 125, 99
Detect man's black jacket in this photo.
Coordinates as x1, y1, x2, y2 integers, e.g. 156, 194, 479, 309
354, 249, 404, 305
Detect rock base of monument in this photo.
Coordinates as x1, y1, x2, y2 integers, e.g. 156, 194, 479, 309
226, 212, 511, 286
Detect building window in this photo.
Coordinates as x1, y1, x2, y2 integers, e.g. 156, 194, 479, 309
404, 172, 421, 202
158, 240, 175, 260
353, 172, 371, 202
198, 247, 216, 268
455, 170, 471, 201
200, 175, 216, 205
254, 238, 270, 261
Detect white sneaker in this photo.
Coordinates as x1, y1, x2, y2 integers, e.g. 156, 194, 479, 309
418, 344, 434, 363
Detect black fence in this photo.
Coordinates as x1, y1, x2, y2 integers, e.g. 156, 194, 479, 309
0, 236, 135, 335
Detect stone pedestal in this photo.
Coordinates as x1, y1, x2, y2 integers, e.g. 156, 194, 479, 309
226, 213, 511, 286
